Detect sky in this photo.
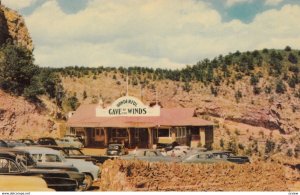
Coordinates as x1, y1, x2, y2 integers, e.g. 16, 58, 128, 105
2, 0, 300, 69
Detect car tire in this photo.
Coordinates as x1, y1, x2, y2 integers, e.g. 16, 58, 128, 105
83, 173, 93, 190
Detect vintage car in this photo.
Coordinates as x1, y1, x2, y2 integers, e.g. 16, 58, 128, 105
17, 146, 100, 190
165, 146, 191, 157
0, 151, 78, 191
41, 146, 113, 164
37, 137, 59, 146
56, 137, 84, 148
18, 139, 37, 146
106, 144, 127, 156
0, 140, 8, 148
202, 150, 250, 164
121, 149, 181, 162
64, 134, 85, 146
156, 141, 179, 152
0, 175, 54, 191
0, 148, 86, 190
182, 152, 229, 164
2, 140, 27, 148
182, 151, 250, 164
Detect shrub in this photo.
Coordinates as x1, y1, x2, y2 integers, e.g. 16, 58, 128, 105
284, 46, 292, 51
83, 90, 87, 99
67, 96, 80, 111
210, 85, 218, 97
238, 143, 245, 150
262, 48, 269, 53
286, 148, 294, 157
183, 82, 192, 92
220, 139, 224, 149
250, 75, 259, 86
288, 53, 298, 64
265, 139, 276, 154
253, 86, 261, 95
265, 86, 272, 94
235, 90, 242, 103
227, 139, 238, 155
234, 129, 240, 135
0, 43, 39, 97
275, 80, 286, 94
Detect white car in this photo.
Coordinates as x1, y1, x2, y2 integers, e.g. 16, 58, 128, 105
166, 146, 191, 157
16, 146, 99, 190
56, 137, 83, 148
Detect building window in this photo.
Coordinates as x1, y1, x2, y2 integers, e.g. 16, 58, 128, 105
96, 129, 100, 136
158, 129, 170, 137
100, 129, 104, 136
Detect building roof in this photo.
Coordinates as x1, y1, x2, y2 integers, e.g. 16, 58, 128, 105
67, 104, 213, 128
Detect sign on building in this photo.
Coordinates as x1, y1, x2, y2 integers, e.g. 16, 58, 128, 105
96, 96, 160, 117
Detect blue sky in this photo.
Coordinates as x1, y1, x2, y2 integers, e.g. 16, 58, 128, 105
2, 0, 300, 68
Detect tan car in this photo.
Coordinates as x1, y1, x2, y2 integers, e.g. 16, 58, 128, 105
0, 175, 54, 191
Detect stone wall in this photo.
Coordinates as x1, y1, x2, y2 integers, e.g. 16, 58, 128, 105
100, 159, 288, 191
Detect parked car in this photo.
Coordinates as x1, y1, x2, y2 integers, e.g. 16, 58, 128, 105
0, 175, 54, 191
0, 148, 86, 191
156, 142, 179, 152
64, 134, 85, 146
42, 146, 113, 164
121, 149, 181, 162
182, 152, 229, 164
18, 139, 37, 146
2, 140, 27, 148
57, 137, 84, 148
182, 151, 250, 164
0, 151, 78, 191
0, 140, 8, 148
166, 146, 191, 157
106, 143, 127, 156
16, 146, 100, 190
37, 137, 59, 146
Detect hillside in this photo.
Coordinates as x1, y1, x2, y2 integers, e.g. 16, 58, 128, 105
56, 48, 300, 157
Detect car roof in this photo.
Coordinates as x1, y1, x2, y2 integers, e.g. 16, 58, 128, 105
174, 146, 189, 148
15, 146, 60, 155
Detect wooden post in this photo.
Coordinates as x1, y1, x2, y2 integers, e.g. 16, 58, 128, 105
127, 128, 131, 148
148, 128, 152, 149
200, 128, 206, 147
104, 128, 108, 146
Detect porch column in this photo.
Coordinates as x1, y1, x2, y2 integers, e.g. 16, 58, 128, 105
200, 127, 206, 147
127, 128, 131, 147
148, 128, 153, 149
104, 128, 108, 146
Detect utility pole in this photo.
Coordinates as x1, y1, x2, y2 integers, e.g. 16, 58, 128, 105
126, 70, 129, 96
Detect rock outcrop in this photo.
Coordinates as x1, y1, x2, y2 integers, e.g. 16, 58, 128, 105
100, 159, 288, 191
0, 4, 33, 50
0, 90, 58, 139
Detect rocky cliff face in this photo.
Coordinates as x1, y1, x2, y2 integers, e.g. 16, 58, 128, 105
0, 5, 56, 139
0, 5, 33, 50
0, 90, 58, 139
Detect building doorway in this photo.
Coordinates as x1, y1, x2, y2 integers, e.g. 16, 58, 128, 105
131, 128, 149, 148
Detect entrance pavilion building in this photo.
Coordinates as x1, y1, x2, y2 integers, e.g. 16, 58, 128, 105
67, 95, 214, 149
